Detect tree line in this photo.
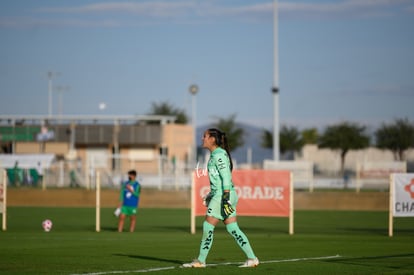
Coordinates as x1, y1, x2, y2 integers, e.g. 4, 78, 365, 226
149, 101, 414, 175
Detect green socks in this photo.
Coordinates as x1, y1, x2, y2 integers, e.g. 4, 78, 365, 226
226, 222, 256, 259
197, 221, 215, 263
197, 221, 256, 263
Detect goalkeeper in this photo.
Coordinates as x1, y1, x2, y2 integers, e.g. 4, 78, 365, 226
116, 170, 141, 232
183, 128, 259, 268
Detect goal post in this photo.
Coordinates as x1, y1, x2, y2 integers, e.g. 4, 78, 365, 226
389, 174, 394, 237
1, 169, 7, 231
96, 171, 101, 233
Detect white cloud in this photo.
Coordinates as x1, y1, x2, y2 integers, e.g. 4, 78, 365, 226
36, 1, 197, 18
0, 16, 121, 28
406, 4, 414, 13
35, 0, 412, 18
279, 0, 412, 18
1, 0, 412, 29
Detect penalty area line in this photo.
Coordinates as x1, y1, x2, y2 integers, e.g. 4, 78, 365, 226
205, 254, 342, 267
70, 254, 342, 275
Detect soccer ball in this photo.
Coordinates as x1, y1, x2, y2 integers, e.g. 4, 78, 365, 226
42, 219, 53, 232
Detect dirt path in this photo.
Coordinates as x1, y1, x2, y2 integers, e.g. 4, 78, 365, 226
6, 188, 388, 210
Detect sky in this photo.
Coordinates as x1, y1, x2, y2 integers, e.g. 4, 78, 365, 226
1, 0, 413, 132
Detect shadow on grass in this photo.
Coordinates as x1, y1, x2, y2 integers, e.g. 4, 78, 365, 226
336, 227, 388, 236
326, 253, 414, 268
100, 226, 118, 232
338, 227, 414, 236
113, 253, 183, 264
147, 225, 191, 233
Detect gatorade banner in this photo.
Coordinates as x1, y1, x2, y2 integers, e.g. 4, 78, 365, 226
392, 173, 414, 217
193, 170, 291, 217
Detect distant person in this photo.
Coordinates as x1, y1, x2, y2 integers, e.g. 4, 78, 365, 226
69, 170, 80, 188
36, 162, 43, 186
183, 128, 259, 268
13, 161, 23, 186
116, 170, 141, 232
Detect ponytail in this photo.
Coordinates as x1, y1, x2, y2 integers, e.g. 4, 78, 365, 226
207, 128, 233, 171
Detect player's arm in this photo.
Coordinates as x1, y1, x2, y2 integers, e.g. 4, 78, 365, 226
214, 152, 232, 191
131, 184, 140, 197
214, 152, 235, 217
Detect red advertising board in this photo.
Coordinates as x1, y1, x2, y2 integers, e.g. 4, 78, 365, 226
193, 170, 291, 217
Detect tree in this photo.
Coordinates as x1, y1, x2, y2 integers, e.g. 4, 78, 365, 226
318, 122, 370, 176
301, 128, 318, 144
260, 126, 318, 151
212, 114, 244, 152
260, 129, 273, 149
261, 125, 305, 159
148, 101, 188, 124
375, 118, 414, 161
280, 125, 304, 158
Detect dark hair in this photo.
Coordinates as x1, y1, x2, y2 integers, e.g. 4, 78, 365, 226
207, 128, 233, 171
128, 170, 137, 176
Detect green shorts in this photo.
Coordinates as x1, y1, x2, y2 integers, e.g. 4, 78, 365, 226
121, 206, 137, 216
206, 190, 238, 220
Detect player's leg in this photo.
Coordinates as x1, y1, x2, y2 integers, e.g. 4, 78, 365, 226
197, 216, 218, 263
129, 215, 136, 232
183, 196, 221, 268
118, 213, 126, 232
224, 217, 259, 267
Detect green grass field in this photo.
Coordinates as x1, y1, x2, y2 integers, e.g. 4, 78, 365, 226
1, 207, 414, 274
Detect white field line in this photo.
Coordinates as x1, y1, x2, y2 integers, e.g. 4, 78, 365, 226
70, 255, 342, 275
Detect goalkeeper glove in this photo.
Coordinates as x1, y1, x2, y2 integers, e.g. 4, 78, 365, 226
202, 192, 213, 207
114, 207, 121, 217
222, 191, 235, 217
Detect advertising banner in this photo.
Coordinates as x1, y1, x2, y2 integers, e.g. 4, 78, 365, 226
194, 169, 291, 217
392, 173, 414, 217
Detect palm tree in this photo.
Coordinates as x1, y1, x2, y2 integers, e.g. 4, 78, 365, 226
148, 101, 188, 124
280, 125, 303, 159
211, 114, 244, 152
375, 118, 414, 161
261, 126, 306, 157
318, 122, 370, 176
260, 129, 273, 149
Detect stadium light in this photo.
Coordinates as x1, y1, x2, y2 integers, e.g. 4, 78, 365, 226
189, 84, 199, 166
272, 0, 280, 161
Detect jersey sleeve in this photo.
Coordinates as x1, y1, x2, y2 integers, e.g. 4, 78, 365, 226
132, 183, 140, 197
213, 151, 233, 191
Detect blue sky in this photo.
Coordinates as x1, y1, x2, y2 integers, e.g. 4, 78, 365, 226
1, 0, 413, 131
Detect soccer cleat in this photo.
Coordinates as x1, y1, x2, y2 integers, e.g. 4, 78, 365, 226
239, 257, 259, 268
182, 259, 206, 268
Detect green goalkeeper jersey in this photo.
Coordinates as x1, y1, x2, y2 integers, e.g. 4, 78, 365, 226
207, 147, 235, 195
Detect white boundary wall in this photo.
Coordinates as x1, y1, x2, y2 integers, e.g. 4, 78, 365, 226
263, 160, 314, 192
0, 154, 55, 169
356, 161, 406, 193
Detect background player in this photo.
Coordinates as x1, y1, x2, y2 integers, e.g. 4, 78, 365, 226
117, 170, 141, 232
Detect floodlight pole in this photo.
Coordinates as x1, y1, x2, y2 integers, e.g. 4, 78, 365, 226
55, 85, 70, 117
272, 0, 280, 161
189, 84, 199, 167
47, 71, 60, 118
